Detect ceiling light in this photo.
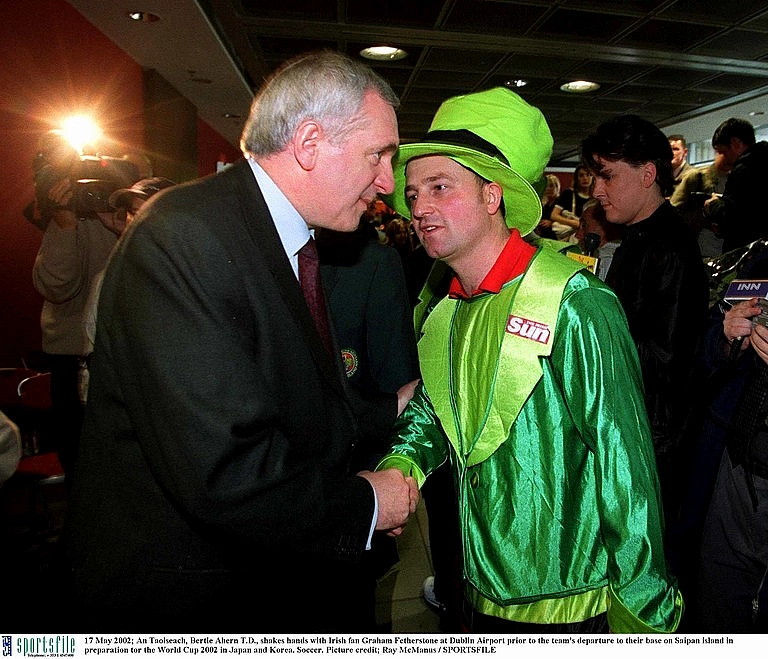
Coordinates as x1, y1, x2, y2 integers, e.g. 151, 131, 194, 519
505, 79, 528, 88
127, 11, 160, 23
360, 46, 408, 61
749, 111, 764, 116
560, 80, 600, 93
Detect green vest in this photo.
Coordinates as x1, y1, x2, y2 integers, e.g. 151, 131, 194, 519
417, 246, 584, 467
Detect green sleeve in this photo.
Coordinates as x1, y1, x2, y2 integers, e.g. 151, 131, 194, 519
375, 382, 449, 487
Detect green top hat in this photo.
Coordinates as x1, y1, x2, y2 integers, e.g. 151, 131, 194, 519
385, 87, 552, 237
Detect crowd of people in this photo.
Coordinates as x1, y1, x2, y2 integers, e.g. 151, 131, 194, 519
8, 47, 768, 634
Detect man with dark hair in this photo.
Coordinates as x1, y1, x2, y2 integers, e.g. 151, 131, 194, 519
712, 117, 757, 150
668, 134, 692, 190
582, 115, 709, 536
705, 117, 768, 252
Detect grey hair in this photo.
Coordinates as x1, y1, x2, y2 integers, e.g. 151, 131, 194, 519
240, 50, 399, 157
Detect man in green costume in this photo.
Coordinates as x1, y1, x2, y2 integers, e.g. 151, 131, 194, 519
378, 87, 683, 633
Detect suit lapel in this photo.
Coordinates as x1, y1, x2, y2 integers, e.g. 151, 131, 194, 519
226, 161, 347, 395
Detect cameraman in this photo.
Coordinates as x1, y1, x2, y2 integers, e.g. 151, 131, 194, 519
30, 136, 137, 480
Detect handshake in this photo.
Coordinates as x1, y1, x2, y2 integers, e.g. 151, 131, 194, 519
358, 468, 420, 537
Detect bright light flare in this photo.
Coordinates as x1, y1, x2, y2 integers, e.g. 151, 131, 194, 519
359, 46, 408, 61
60, 115, 102, 154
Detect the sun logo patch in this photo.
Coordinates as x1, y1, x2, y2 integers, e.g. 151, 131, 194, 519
341, 349, 359, 377
506, 314, 551, 344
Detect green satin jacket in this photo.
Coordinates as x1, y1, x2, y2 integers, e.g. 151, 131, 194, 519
378, 246, 683, 633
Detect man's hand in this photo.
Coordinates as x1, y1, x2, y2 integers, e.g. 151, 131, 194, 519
358, 468, 419, 531
703, 193, 723, 219
96, 208, 128, 236
703, 193, 719, 210
723, 298, 761, 352
48, 178, 76, 230
751, 323, 768, 366
396, 379, 419, 416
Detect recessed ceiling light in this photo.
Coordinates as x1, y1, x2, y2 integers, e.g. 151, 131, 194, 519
127, 11, 160, 22
360, 46, 408, 61
505, 79, 528, 88
560, 80, 600, 93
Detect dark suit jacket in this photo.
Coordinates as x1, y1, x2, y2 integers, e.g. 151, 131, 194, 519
64, 160, 396, 632
714, 141, 768, 253
319, 226, 419, 394
318, 226, 420, 471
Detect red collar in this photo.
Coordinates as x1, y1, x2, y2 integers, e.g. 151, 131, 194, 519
448, 230, 536, 300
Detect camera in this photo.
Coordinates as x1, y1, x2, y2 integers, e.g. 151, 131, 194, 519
32, 132, 139, 217
690, 191, 710, 209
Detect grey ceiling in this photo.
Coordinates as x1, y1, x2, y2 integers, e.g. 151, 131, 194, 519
201, 0, 768, 165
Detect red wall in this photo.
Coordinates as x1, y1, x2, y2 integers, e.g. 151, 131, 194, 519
546, 171, 573, 194
198, 118, 241, 177
0, 0, 241, 366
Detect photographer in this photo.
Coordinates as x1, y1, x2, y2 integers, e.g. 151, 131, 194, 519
29, 131, 139, 480
669, 152, 730, 258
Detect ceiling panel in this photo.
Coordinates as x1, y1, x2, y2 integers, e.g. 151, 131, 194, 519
689, 29, 768, 59
661, 0, 768, 24
67, 0, 768, 165
536, 8, 640, 41
443, 1, 551, 35
347, 0, 447, 27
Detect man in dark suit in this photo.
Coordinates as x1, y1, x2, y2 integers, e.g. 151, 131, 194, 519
63, 50, 418, 632
318, 223, 420, 419
317, 222, 421, 630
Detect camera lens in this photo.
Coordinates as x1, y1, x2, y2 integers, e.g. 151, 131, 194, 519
75, 180, 121, 214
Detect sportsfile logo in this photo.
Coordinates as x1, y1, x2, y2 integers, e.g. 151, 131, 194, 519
506, 314, 551, 344
4, 636, 75, 657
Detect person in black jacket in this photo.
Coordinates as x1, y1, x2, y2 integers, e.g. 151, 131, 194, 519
582, 115, 710, 535
318, 223, 419, 420
704, 118, 768, 253
672, 240, 768, 631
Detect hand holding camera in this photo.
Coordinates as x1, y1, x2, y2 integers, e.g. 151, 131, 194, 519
46, 178, 77, 230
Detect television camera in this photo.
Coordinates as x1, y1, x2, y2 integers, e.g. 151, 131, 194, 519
32, 131, 139, 217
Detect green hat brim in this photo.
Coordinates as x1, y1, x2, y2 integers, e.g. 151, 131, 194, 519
384, 142, 543, 237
